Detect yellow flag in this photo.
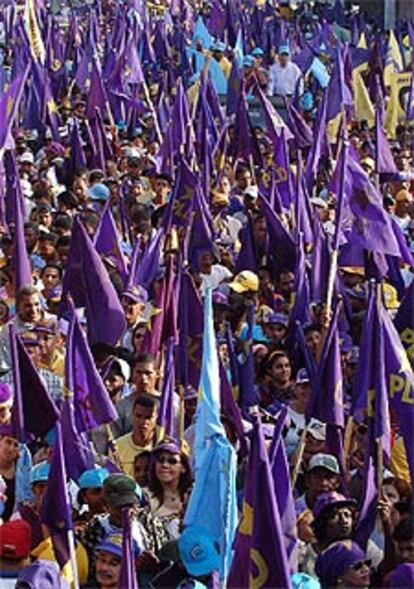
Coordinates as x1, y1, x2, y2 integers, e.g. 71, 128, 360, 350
385, 72, 412, 138
357, 32, 368, 49
384, 30, 403, 87
24, 0, 46, 64
352, 71, 374, 128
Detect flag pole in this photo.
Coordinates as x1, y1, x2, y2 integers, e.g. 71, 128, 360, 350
291, 425, 307, 487
67, 528, 80, 589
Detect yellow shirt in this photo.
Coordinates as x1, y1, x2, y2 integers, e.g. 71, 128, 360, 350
115, 434, 153, 477
390, 436, 411, 485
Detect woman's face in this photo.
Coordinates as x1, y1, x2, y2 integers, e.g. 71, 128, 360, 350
270, 356, 291, 385
338, 559, 371, 587
155, 451, 184, 486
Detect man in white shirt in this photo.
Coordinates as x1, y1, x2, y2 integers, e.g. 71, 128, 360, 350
267, 45, 303, 98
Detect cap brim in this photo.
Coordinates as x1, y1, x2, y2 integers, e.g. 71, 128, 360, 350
228, 281, 247, 293
105, 492, 138, 508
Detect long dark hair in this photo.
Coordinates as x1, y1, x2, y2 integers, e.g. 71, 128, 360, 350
148, 450, 192, 505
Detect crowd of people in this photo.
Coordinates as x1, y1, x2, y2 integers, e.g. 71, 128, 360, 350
0, 0, 414, 587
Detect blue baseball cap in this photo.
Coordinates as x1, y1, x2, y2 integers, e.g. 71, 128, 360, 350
178, 525, 220, 576
212, 41, 226, 52
251, 47, 264, 57
96, 532, 139, 558
291, 572, 321, 589
300, 91, 314, 112
243, 55, 255, 68
88, 183, 110, 202
279, 44, 290, 55
78, 468, 109, 489
30, 462, 50, 484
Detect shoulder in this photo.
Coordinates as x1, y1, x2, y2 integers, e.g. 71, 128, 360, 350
115, 433, 132, 448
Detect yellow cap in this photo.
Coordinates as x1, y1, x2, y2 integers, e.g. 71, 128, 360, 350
228, 270, 259, 293
340, 266, 365, 277
360, 157, 375, 171
383, 283, 399, 310
395, 189, 411, 203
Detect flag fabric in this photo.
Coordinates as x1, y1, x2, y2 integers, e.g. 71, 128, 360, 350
94, 202, 128, 284
10, 325, 60, 443
65, 305, 118, 433
228, 415, 292, 589
119, 508, 139, 589
24, 0, 46, 64
269, 406, 298, 573
384, 30, 403, 87
62, 216, 126, 346
12, 180, 32, 293
40, 422, 75, 585
394, 278, 414, 362
375, 102, 397, 174
157, 337, 176, 441
353, 69, 374, 127
184, 289, 238, 580
0, 68, 29, 152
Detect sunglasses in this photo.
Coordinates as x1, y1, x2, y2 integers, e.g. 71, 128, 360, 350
156, 455, 180, 466
350, 559, 371, 571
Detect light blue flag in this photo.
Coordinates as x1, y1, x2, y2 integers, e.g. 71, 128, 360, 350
185, 289, 238, 581
209, 57, 228, 96
310, 57, 330, 89
192, 16, 214, 50
234, 29, 244, 67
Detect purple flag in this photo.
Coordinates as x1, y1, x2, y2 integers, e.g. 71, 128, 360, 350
295, 154, 313, 246
238, 303, 257, 410
40, 422, 74, 579
269, 406, 298, 573
60, 396, 96, 481
157, 337, 176, 440
10, 325, 60, 443
62, 217, 126, 346
254, 83, 294, 143
0, 67, 29, 149
94, 202, 128, 284
86, 57, 109, 119
65, 306, 118, 433
258, 195, 296, 269
326, 47, 353, 125
12, 183, 32, 293
119, 508, 139, 589
375, 104, 397, 174
66, 118, 87, 177
289, 232, 311, 327
286, 101, 313, 149
133, 227, 164, 290
394, 278, 414, 362
228, 416, 292, 589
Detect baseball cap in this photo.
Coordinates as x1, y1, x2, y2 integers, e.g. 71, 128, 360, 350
295, 368, 310, 384
88, 183, 110, 202
291, 572, 321, 589
30, 462, 50, 484
178, 525, 220, 576
243, 55, 255, 68
315, 541, 367, 587
279, 44, 290, 55
0, 520, 32, 560
251, 47, 264, 57
264, 312, 288, 326
152, 441, 181, 456
310, 197, 328, 209
122, 285, 148, 304
395, 189, 411, 202
78, 467, 109, 489
339, 333, 353, 353
228, 270, 259, 293
307, 418, 326, 441
308, 453, 340, 475
360, 157, 375, 172
184, 385, 198, 401
16, 560, 69, 589
212, 41, 226, 52
96, 532, 139, 559
385, 563, 414, 588
243, 185, 259, 199
103, 474, 141, 508
313, 492, 356, 519
19, 152, 35, 164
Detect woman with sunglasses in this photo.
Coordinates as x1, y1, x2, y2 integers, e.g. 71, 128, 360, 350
315, 540, 371, 588
147, 441, 192, 540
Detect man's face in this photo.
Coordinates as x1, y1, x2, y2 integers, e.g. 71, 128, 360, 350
0, 435, 19, 464
132, 361, 158, 394
38, 240, 56, 261
279, 272, 295, 298
42, 267, 60, 290
278, 52, 289, 67
237, 171, 252, 191
324, 506, 354, 542
24, 228, 38, 251
18, 293, 41, 323
121, 297, 144, 327
37, 211, 53, 227
306, 467, 340, 497
132, 404, 157, 441
95, 550, 122, 588
397, 538, 414, 563
305, 330, 321, 357
154, 178, 171, 200
38, 332, 55, 363
104, 373, 125, 398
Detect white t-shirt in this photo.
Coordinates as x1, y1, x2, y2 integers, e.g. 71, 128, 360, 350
268, 61, 303, 97
200, 264, 232, 294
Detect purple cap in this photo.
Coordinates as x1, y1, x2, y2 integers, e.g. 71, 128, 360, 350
152, 441, 181, 455
184, 385, 198, 401
34, 319, 57, 335
0, 383, 12, 404
339, 333, 353, 353
315, 541, 367, 587
264, 312, 289, 326
385, 563, 414, 588
212, 291, 229, 307
295, 368, 310, 384
313, 492, 356, 519
122, 285, 148, 304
